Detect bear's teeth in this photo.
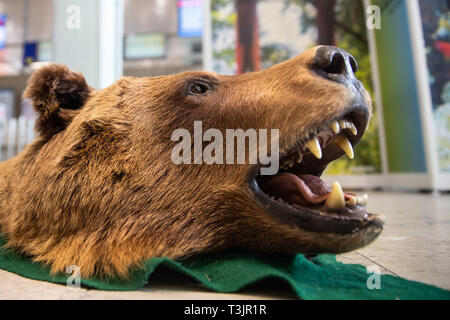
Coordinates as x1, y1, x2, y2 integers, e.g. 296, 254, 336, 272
306, 137, 322, 159
330, 121, 340, 134
346, 194, 369, 208
324, 181, 346, 210
348, 123, 358, 136
296, 152, 303, 163
346, 195, 357, 208
338, 120, 358, 136
358, 194, 369, 206
288, 159, 294, 168
334, 135, 354, 159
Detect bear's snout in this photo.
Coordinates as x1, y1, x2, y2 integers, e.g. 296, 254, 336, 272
312, 45, 360, 89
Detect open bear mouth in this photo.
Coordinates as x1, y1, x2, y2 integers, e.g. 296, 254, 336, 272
249, 106, 385, 235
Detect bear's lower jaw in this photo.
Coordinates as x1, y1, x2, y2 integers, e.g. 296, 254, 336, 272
247, 105, 385, 247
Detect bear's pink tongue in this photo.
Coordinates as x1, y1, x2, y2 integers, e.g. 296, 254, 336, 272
260, 173, 331, 206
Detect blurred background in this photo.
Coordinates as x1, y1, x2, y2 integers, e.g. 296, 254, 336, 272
0, 0, 448, 192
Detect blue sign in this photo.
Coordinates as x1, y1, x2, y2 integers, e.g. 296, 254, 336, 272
23, 42, 37, 66
178, 0, 203, 38
0, 14, 7, 49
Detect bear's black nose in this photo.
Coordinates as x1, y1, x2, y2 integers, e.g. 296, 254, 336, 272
313, 46, 359, 86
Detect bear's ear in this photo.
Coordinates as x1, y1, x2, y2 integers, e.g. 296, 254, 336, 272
23, 64, 92, 139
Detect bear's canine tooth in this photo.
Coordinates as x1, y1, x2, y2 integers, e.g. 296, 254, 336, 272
330, 121, 340, 134
325, 181, 346, 210
296, 152, 303, 163
306, 137, 322, 159
334, 135, 354, 159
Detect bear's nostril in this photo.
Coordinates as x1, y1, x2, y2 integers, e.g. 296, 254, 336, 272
322, 51, 346, 75
313, 46, 359, 84
349, 56, 358, 74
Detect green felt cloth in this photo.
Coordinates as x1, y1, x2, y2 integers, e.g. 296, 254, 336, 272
1, 236, 449, 299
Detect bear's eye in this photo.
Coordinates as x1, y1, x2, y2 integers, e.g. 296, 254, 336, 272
188, 83, 209, 95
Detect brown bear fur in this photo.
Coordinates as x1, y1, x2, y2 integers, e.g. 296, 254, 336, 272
0, 46, 378, 279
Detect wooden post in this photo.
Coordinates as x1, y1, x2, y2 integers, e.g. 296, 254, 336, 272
235, 0, 260, 74
316, 0, 336, 45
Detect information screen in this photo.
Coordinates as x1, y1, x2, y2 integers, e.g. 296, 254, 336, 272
124, 33, 166, 59
178, 0, 203, 38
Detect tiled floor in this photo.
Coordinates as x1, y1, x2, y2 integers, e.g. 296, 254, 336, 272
1, 191, 449, 299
